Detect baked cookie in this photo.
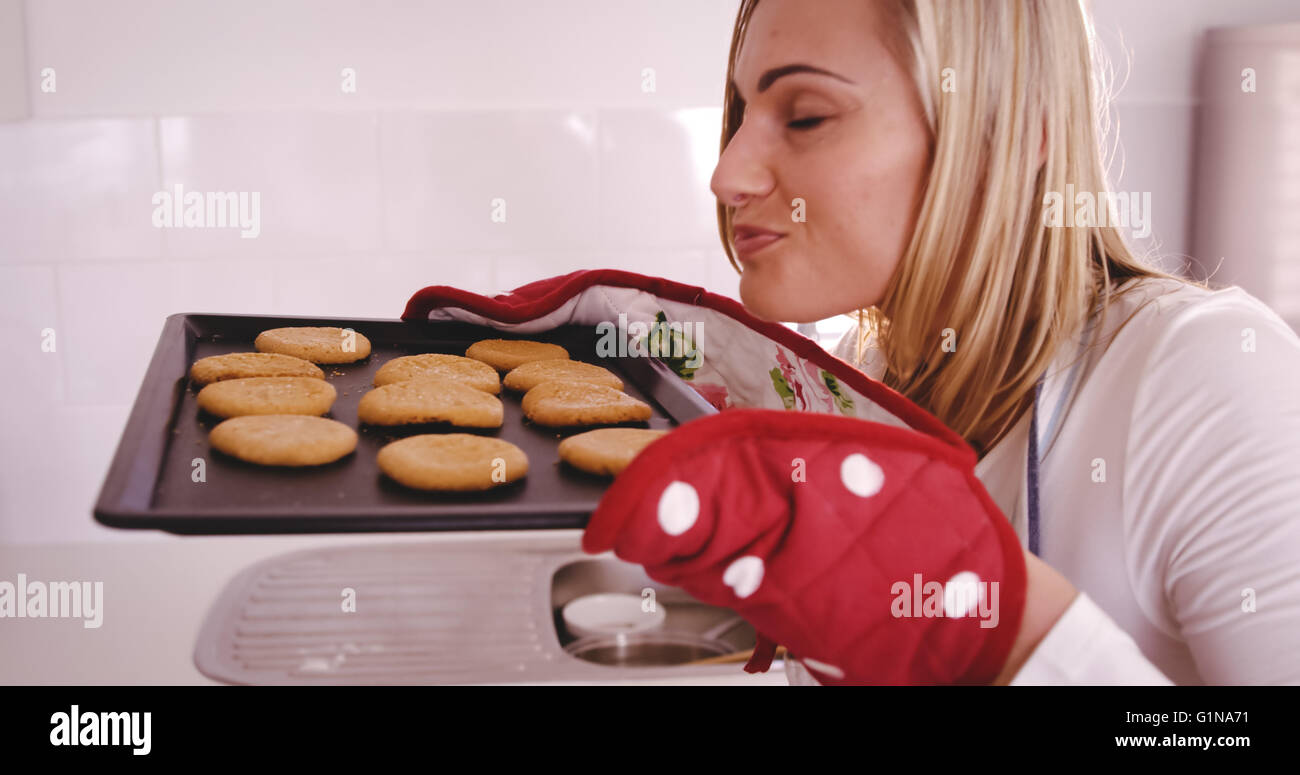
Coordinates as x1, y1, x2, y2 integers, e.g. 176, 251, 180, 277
377, 434, 528, 492
503, 358, 623, 392
465, 338, 569, 372
190, 352, 324, 385
255, 326, 372, 364
558, 428, 669, 476
373, 353, 501, 393
521, 380, 652, 427
209, 414, 357, 466
357, 377, 503, 428
196, 377, 336, 418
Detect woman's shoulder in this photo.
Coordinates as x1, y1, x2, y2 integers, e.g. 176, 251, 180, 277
1103, 278, 1300, 685
1084, 276, 1300, 472
827, 276, 1300, 386
1096, 275, 1298, 358
1043, 275, 1299, 461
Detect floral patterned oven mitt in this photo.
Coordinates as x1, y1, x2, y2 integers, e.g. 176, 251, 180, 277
403, 269, 1027, 684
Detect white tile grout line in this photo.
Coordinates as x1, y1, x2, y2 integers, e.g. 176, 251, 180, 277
50, 257, 66, 406
152, 115, 170, 261
16, 0, 31, 120
373, 110, 388, 256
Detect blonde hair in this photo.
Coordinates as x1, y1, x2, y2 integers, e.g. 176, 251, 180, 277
716, 0, 1200, 457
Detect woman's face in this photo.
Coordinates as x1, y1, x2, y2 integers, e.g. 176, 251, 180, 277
711, 0, 932, 323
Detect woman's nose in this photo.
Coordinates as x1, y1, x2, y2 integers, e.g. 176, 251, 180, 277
710, 131, 773, 208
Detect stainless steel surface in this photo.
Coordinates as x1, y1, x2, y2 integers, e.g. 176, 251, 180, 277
564, 631, 734, 667
701, 615, 745, 641
194, 534, 769, 684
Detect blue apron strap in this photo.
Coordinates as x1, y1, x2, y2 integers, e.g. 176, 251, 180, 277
1026, 376, 1044, 557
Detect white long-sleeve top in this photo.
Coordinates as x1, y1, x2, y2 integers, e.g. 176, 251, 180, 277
807, 276, 1300, 685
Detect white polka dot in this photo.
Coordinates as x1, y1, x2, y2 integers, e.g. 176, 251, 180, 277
657, 481, 699, 536
722, 556, 764, 599
801, 658, 845, 680
840, 453, 885, 497
943, 571, 985, 618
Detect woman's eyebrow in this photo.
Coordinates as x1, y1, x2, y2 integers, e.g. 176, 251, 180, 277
731, 64, 857, 98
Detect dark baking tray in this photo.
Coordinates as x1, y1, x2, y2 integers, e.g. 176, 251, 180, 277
93, 313, 718, 535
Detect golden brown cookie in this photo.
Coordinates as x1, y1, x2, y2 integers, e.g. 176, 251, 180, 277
521, 380, 652, 427
373, 353, 501, 393
255, 326, 372, 364
503, 358, 623, 392
196, 377, 337, 418
209, 415, 357, 466
558, 428, 669, 476
357, 377, 503, 428
377, 434, 528, 492
190, 352, 324, 385
465, 338, 569, 372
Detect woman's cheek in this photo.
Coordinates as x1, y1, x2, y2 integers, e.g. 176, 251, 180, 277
847, 182, 911, 279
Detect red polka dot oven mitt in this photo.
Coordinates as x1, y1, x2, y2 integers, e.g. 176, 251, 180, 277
583, 409, 1026, 685
403, 270, 1027, 685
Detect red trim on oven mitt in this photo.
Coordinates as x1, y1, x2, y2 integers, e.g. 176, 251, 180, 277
583, 409, 1028, 685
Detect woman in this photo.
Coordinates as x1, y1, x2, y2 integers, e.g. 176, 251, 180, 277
705, 0, 1300, 684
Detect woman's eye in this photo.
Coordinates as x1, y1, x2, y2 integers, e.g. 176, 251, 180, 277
787, 116, 828, 131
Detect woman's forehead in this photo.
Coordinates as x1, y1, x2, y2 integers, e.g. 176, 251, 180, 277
735, 0, 891, 97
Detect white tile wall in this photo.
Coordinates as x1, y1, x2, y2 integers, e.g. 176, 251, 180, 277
598, 108, 724, 250
56, 260, 275, 406
271, 253, 494, 319
0, 401, 138, 544
1091, 0, 1300, 103
22, 0, 740, 117
0, 264, 64, 404
379, 111, 600, 253
159, 113, 383, 257
0, 0, 26, 121
1089, 0, 1300, 264
0, 119, 163, 261
1101, 102, 1198, 275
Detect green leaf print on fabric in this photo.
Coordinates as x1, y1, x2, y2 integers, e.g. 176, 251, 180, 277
643, 310, 701, 380
821, 370, 855, 415
769, 367, 795, 409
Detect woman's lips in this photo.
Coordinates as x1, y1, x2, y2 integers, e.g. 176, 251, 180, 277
734, 233, 784, 260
